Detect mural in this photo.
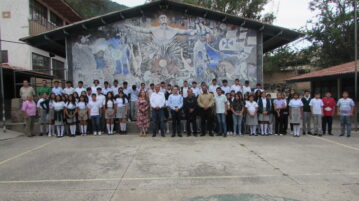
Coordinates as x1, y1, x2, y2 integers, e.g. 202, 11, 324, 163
70, 11, 258, 86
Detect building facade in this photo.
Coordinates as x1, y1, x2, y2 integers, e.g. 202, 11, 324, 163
0, 0, 81, 79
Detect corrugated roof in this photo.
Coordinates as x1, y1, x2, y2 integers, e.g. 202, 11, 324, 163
286, 61, 358, 82
20, 0, 303, 57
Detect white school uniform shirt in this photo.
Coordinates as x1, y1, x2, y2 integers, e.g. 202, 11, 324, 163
76, 102, 87, 110
65, 102, 76, 110
192, 87, 200, 97
182, 86, 189, 98
231, 84, 242, 93
102, 87, 113, 95
260, 98, 267, 109
53, 101, 66, 111
123, 88, 130, 96
289, 99, 304, 108
87, 101, 102, 116
242, 86, 252, 94
75, 87, 86, 96
52, 87, 63, 96
91, 85, 102, 94
103, 100, 114, 108
221, 86, 231, 94
112, 86, 120, 96
214, 95, 227, 114
115, 98, 128, 108
209, 84, 219, 95
253, 88, 264, 94
97, 94, 106, 105
245, 101, 258, 116
63, 87, 75, 95
129, 88, 139, 102
37, 98, 45, 109
150, 92, 166, 108
309, 98, 324, 115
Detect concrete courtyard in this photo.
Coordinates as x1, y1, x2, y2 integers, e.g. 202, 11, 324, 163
0, 129, 358, 201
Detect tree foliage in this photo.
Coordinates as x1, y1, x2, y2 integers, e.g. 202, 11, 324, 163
305, 0, 357, 67
65, 0, 127, 19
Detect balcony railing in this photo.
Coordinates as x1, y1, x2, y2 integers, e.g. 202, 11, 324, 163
29, 19, 58, 36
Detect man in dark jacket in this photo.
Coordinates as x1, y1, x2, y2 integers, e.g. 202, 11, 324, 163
184, 89, 198, 136
301, 90, 312, 135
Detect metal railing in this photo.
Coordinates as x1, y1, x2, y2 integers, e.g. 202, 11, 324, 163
29, 19, 57, 36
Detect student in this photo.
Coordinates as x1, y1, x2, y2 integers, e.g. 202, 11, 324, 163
191, 81, 200, 97
129, 85, 139, 121
91, 80, 102, 94
242, 80, 251, 95
225, 93, 233, 136
209, 79, 219, 96
115, 91, 129, 134
87, 94, 103, 135
136, 90, 150, 137
183, 89, 198, 137
258, 91, 271, 136
197, 85, 214, 136
231, 79, 242, 94
245, 95, 258, 136
273, 93, 286, 135
104, 92, 116, 135
37, 93, 49, 136
75, 81, 86, 96
53, 95, 66, 137
301, 90, 312, 135
46, 93, 56, 136
63, 81, 75, 95
231, 93, 244, 136
77, 95, 89, 136
309, 92, 324, 136
51, 81, 63, 96
65, 94, 77, 137
112, 80, 120, 96
102, 81, 113, 95
221, 80, 231, 94
288, 93, 303, 137
215, 87, 228, 137
21, 95, 37, 137
181, 80, 190, 98
167, 86, 183, 137
337, 91, 355, 137
253, 83, 264, 94
266, 94, 275, 135
322, 92, 336, 135
150, 85, 166, 137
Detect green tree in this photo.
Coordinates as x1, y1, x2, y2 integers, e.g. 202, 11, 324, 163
65, 0, 127, 19
306, 0, 357, 67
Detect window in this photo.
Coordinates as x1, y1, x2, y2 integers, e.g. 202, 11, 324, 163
1, 50, 8, 63
32, 53, 50, 74
52, 59, 65, 79
50, 11, 63, 27
30, 0, 48, 26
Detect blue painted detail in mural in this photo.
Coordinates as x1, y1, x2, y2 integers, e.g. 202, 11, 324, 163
185, 193, 301, 201
71, 11, 258, 86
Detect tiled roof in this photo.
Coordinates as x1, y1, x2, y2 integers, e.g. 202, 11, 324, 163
286, 61, 358, 82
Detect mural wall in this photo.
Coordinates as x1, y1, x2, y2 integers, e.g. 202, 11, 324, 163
70, 11, 258, 86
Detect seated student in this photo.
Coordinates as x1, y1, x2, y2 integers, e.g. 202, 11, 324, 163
87, 94, 103, 135
337, 91, 355, 137
167, 86, 183, 137
309, 92, 324, 136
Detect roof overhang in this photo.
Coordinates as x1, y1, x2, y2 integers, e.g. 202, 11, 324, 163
21, 0, 303, 58
41, 0, 82, 23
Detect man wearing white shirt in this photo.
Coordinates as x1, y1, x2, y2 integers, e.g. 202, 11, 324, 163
140, 83, 147, 92
129, 85, 139, 121
167, 86, 183, 137
63, 81, 75, 95
221, 80, 231, 94
51, 81, 63, 96
75, 81, 86, 96
122, 81, 130, 97
102, 81, 113, 95
309, 92, 324, 136
112, 80, 120, 96
209, 79, 219, 96
191, 81, 200, 97
91, 80, 102, 94
181, 80, 190, 98
86, 87, 93, 103
253, 83, 264, 94
160, 81, 166, 93
242, 80, 252, 95
150, 85, 166, 137
147, 83, 155, 98
231, 79, 242, 94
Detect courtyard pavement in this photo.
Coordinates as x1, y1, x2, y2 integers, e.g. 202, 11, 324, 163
0, 128, 358, 201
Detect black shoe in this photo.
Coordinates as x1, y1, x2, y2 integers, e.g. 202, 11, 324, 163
318, 134, 322, 137
303, 132, 306, 135
339, 134, 344, 137
216, 133, 222, 136
194, 134, 198, 137
152, 134, 156, 137
161, 134, 166, 137
313, 133, 318, 136
209, 133, 214, 137
171, 134, 175, 137
328, 133, 333, 136
187, 134, 191, 137
200, 133, 206, 136
178, 134, 183, 137
223, 134, 227, 137
347, 135, 351, 137
308, 132, 312, 135
39, 133, 43, 136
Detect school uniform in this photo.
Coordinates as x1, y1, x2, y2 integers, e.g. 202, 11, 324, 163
103, 100, 116, 134
273, 99, 287, 135
245, 100, 258, 135
87, 100, 103, 135
231, 100, 244, 135
309, 98, 324, 135
337, 98, 355, 137
289, 98, 303, 136
115, 97, 129, 134
215, 94, 228, 136
301, 96, 312, 134
77, 101, 88, 135
37, 98, 49, 135
53, 101, 65, 137
258, 97, 272, 135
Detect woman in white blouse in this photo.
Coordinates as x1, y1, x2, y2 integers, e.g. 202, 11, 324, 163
53, 95, 66, 137
288, 93, 304, 137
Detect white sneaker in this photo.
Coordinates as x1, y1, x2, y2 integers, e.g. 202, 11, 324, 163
94, 132, 97, 136
98, 131, 102, 135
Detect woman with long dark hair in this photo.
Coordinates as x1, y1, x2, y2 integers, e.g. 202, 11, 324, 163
65, 94, 77, 137
136, 90, 150, 136
77, 95, 89, 135
115, 91, 129, 134
53, 95, 65, 137
104, 92, 116, 135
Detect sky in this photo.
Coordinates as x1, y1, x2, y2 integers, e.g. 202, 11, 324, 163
112, 0, 315, 30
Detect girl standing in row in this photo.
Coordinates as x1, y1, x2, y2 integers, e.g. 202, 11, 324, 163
245, 95, 258, 136
116, 91, 129, 134
77, 95, 88, 136
288, 93, 303, 137
104, 92, 116, 135
65, 94, 77, 137
53, 95, 66, 137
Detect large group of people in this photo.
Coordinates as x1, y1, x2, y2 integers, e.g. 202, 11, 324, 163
20, 78, 356, 138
